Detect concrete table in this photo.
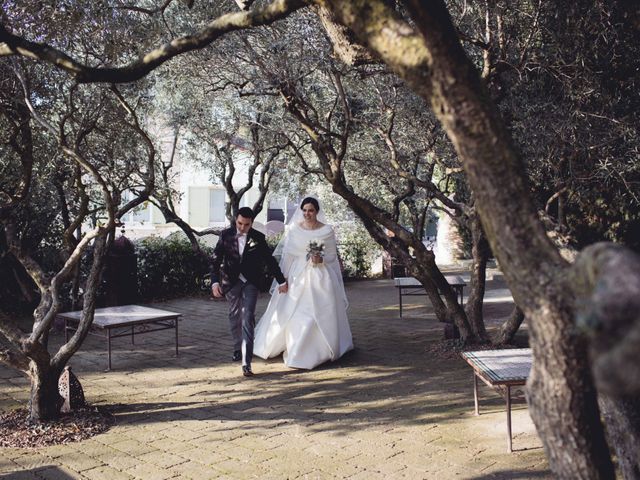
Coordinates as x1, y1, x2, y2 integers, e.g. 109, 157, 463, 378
59, 305, 182, 370
393, 275, 466, 317
461, 348, 532, 452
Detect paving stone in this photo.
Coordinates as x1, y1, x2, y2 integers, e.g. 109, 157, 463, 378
39, 445, 82, 462
324, 457, 367, 477
0, 460, 21, 474
81, 465, 134, 480
166, 428, 207, 443
247, 456, 311, 479
33, 465, 83, 480
147, 437, 198, 454
108, 439, 156, 456
175, 447, 231, 466
348, 468, 388, 480
370, 459, 408, 476
137, 450, 188, 469
51, 452, 104, 473
11, 453, 54, 471
122, 427, 168, 444
168, 460, 223, 480
125, 461, 175, 480
0, 450, 30, 462
91, 453, 139, 472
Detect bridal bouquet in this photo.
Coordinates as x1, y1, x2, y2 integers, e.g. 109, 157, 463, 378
307, 239, 325, 266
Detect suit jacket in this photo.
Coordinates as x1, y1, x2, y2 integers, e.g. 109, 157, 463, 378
210, 227, 285, 293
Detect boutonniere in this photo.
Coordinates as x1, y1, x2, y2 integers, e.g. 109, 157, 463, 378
247, 239, 257, 248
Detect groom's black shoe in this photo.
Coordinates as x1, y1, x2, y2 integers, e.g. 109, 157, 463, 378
242, 365, 254, 377
232, 350, 242, 362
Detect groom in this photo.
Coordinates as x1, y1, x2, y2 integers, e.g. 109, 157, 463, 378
210, 207, 288, 377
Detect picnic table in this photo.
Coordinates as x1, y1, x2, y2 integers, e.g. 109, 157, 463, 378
393, 275, 466, 317
59, 305, 182, 370
461, 348, 532, 452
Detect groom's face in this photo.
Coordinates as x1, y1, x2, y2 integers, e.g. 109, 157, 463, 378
235, 215, 253, 235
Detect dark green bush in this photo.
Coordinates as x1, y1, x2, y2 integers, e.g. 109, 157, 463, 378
135, 236, 212, 301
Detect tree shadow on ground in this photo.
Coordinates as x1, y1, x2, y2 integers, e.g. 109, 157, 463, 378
1, 278, 543, 464
4, 278, 532, 431
469, 470, 550, 479
98, 343, 518, 440
0, 466, 76, 479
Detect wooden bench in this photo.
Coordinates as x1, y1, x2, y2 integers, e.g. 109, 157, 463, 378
393, 275, 466, 318
59, 305, 182, 370
461, 348, 532, 452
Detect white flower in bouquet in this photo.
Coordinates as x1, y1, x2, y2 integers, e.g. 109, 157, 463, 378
307, 239, 325, 264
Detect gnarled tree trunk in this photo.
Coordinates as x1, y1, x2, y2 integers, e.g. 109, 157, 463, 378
321, 0, 617, 476
572, 243, 640, 479
28, 360, 64, 422
464, 212, 490, 341
598, 395, 640, 479
525, 296, 613, 478
493, 306, 525, 345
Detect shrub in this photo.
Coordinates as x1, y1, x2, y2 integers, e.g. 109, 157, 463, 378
266, 231, 283, 253
336, 225, 381, 279
135, 236, 212, 301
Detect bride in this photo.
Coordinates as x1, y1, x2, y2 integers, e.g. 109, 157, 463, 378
253, 197, 353, 369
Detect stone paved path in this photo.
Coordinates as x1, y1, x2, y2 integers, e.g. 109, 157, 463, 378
0, 272, 551, 479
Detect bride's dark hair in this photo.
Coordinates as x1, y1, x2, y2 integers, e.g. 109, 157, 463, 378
300, 197, 320, 211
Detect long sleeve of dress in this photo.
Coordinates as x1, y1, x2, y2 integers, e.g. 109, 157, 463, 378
322, 230, 338, 265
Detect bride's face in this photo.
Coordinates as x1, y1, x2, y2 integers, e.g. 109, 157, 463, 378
302, 203, 318, 223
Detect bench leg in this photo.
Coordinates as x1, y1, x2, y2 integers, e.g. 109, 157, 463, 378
399, 288, 403, 318
175, 318, 179, 357
506, 385, 513, 453
107, 329, 112, 371
473, 373, 480, 415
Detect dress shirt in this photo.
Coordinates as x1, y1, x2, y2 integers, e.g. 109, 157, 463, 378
237, 233, 248, 282
237, 233, 247, 256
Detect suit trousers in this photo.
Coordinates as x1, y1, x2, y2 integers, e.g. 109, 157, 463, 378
225, 280, 259, 366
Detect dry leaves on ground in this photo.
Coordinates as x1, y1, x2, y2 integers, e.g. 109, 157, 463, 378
0, 406, 114, 448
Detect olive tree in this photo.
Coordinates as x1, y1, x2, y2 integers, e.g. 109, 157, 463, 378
0, 63, 155, 420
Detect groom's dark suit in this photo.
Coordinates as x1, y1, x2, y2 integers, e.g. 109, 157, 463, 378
210, 227, 285, 294
210, 227, 285, 370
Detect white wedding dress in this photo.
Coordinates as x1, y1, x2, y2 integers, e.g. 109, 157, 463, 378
254, 222, 353, 369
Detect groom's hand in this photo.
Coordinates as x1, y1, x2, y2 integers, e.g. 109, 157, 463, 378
278, 281, 288, 294
212, 283, 223, 298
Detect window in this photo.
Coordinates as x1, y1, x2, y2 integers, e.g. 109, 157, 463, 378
189, 187, 228, 226
209, 189, 226, 223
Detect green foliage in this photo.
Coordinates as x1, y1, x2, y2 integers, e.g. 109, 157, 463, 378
266, 231, 283, 252
135, 236, 211, 301
471, 1, 640, 250
336, 225, 382, 279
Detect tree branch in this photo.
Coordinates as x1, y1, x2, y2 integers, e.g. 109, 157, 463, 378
0, 0, 309, 83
